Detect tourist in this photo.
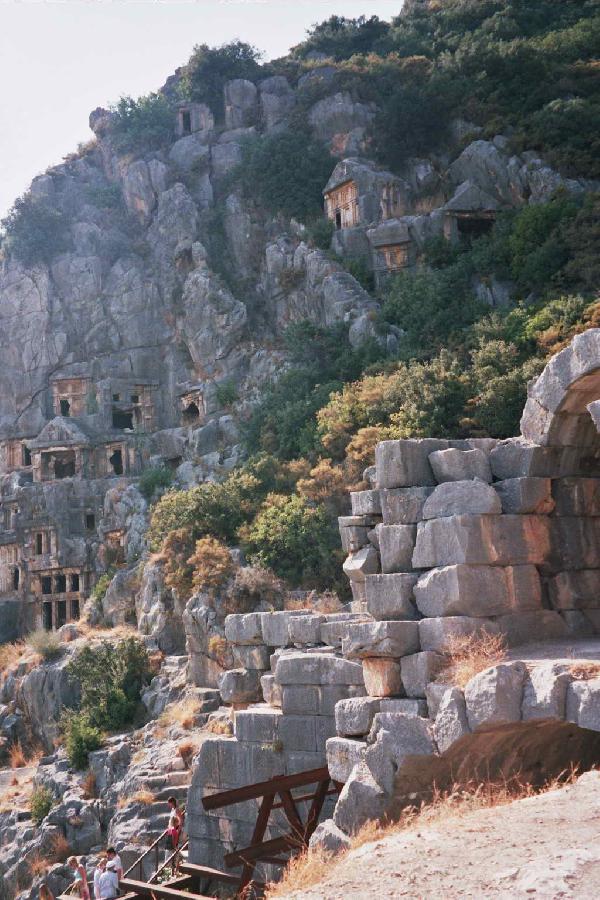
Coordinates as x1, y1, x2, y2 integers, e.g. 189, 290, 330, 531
67, 857, 90, 900
93, 859, 106, 900
39, 885, 54, 900
167, 796, 181, 849
97, 861, 119, 900
105, 848, 122, 880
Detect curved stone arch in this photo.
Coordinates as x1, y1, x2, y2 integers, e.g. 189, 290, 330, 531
520, 328, 600, 452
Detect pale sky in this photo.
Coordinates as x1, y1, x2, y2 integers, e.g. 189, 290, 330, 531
0, 0, 401, 219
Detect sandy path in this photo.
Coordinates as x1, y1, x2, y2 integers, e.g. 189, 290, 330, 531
282, 771, 600, 899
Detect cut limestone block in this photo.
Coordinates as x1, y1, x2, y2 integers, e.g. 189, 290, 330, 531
365, 573, 419, 621
309, 820, 351, 855
566, 679, 600, 731
380, 698, 427, 716
260, 673, 281, 707
422, 480, 500, 519
275, 652, 365, 686
350, 490, 382, 516
547, 517, 600, 571
343, 546, 380, 583
363, 658, 403, 697
426, 683, 452, 719
335, 697, 381, 737
489, 439, 562, 480
278, 715, 318, 752
232, 645, 271, 670
219, 669, 263, 704
522, 663, 570, 721
434, 687, 470, 753
339, 522, 370, 554
561, 610, 597, 637
375, 438, 449, 489
260, 610, 306, 648
495, 610, 569, 646
281, 684, 365, 717
286, 750, 327, 775
224, 612, 264, 645
380, 487, 433, 525
464, 661, 526, 731
365, 713, 437, 794
321, 615, 369, 649
547, 570, 600, 610
494, 477, 554, 515
343, 621, 420, 659
234, 707, 282, 743
419, 616, 499, 653
414, 564, 542, 618
401, 651, 446, 698
288, 615, 324, 646
376, 523, 417, 573
326, 737, 366, 783
333, 761, 389, 835
429, 448, 492, 484
412, 514, 550, 568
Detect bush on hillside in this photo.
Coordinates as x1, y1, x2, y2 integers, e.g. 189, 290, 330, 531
180, 41, 262, 120
1, 194, 70, 265
25, 628, 62, 661
110, 93, 174, 154
292, 15, 391, 60
62, 711, 103, 770
30, 785, 54, 825
189, 536, 234, 595
138, 465, 173, 501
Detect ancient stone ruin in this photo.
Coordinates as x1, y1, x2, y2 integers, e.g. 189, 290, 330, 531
187, 328, 600, 873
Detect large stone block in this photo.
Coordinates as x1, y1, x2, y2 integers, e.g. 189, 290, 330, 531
365, 713, 437, 794
566, 678, 600, 731
260, 610, 305, 648
285, 749, 327, 774
495, 610, 569, 646
232, 645, 271, 670
321, 615, 368, 649
376, 523, 417, 573
260, 673, 281, 707
522, 663, 570, 721
547, 570, 600, 610
401, 651, 446, 698
365, 573, 419, 621
224, 612, 263, 645
495, 477, 554, 514
379, 698, 428, 716
219, 669, 263, 705
275, 652, 365, 686
429, 448, 492, 484
380, 487, 433, 525
234, 707, 282, 743
412, 514, 550, 568
548, 517, 600, 571
489, 439, 560, 480
288, 614, 324, 646
343, 545, 380, 582
333, 761, 389, 834
419, 616, 498, 653
281, 684, 320, 716
434, 687, 470, 753
422, 480, 500, 519
326, 736, 366, 783
343, 621, 420, 659
335, 697, 381, 737
350, 489, 382, 516
338, 521, 370, 554
362, 658, 403, 697
464, 662, 526, 730
375, 439, 449, 489
414, 564, 542, 618
319, 685, 366, 716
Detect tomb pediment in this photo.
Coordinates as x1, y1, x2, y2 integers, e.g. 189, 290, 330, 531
28, 417, 91, 449
444, 180, 499, 214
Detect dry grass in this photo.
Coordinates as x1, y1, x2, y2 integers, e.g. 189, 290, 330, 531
0, 767, 34, 812
9, 740, 43, 769
159, 696, 202, 731
266, 771, 581, 897
206, 717, 233, 736
28, 852, 51, 876
436, 629, 508, 688
569, 661, 600, 680
81, 770, 97, 799
0, 640, 27, 675
178, 739, 202, 768
117, 788, 155, 808
50, 832, 71, 862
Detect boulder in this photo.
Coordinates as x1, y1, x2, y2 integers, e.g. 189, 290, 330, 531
309, 819, 352, 854
522, 663, 570, 720
326, 736, 366, 782
429, 448, 492, 484
414, 564, 542, 618
422, 480, 500, 519
566, 678, 600, 731
434, 687, 471, 753
333, 761, 389, 834
224, 612, 264, 645
464, 662, 526, 730
224, 79, 258, 129
365, 713, 437, 794
343, 545, 380, 584
401, 651, 446, 698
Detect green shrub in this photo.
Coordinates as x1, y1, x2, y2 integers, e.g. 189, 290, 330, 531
240, 494, 340, 588
236, 131, 334, 222
306, 217, 334, 250
1, 194, 70, 265
138, 465, 173, 501
62, 711, 103, 770
180, 41, 262, 120
292, 15, 391, 60
110, 93, 174, 154
215, 380, 238, 408
90, 569, 115, 609
30, 785, 54, 825
25, 628, 62, 661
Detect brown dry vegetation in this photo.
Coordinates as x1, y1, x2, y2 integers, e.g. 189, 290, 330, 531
50, 832, 71, 862
436, 629, 508, 688
9, 740, 43, 769
117, 788, 155, 808
0, 768, 34, 812
206, 717, 233, 736
266, 771, 580, 898
28, 852, 51, 877
569, 661, 600, 680
159, 696, 202, 731
81, 770, 97, 799
178, 738, 203, 767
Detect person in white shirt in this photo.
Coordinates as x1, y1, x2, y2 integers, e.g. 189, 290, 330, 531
98, 862, 119, 900
93, 860, 105, 900
105, 849, 122, 880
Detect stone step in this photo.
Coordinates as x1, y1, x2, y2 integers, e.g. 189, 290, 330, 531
154, 785, 189, 802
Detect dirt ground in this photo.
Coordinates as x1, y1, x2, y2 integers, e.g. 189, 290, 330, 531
282, 770, 600, 899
